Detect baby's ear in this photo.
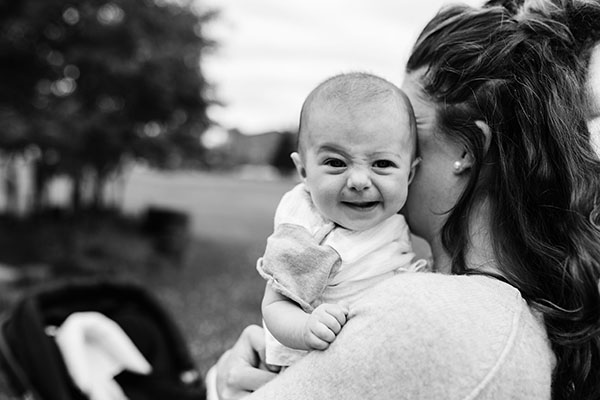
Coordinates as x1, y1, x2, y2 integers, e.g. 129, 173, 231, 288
408, 157, 421, 185
290, 152, 307, 181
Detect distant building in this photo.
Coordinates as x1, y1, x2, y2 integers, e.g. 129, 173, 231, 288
202, 128, 297, 172
227, 129, 287, 165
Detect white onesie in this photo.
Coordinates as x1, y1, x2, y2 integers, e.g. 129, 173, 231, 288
257, 183, 426, 366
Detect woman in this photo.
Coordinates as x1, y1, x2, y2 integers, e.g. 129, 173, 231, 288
214, 1, 600, 398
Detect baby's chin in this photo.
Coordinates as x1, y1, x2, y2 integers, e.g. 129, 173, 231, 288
334, 216, 393, 232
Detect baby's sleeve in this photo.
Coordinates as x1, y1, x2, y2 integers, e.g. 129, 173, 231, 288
257, 184, 340, 312
257, 223, 341, 313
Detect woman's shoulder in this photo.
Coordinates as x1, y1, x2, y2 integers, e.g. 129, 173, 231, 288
355, 271, 525, 319
252, 273, 555, 399
352, 272, 551, 355
340, 272, 555, 398
351, 272, 530, 342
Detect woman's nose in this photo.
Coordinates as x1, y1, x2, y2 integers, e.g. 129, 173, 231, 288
346, 168, 372, 191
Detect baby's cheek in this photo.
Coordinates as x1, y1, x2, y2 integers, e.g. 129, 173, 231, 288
384, 183, 408, 211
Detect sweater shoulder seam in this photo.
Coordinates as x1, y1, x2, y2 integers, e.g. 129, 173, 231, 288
461, 291, 525, 400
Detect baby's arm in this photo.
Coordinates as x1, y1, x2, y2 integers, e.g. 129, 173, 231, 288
262, 285, 348, 351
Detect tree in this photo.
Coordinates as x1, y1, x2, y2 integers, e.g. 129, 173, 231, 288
0, 0, 216, 211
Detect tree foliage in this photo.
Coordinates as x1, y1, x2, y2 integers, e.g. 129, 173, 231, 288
0, 0, 215, 210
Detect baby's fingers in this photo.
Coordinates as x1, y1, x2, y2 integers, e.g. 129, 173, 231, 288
315, 311, 343, 335
320, 303, 348, 327
309, 322, 336, 345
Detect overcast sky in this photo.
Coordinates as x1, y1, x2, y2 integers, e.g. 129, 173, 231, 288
199, 0, 483, 138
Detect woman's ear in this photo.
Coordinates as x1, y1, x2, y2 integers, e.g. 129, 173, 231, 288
290, 152, 307, 181
475, 120, 492, 154
452, 120, 492, 175
407, 157, 421, 185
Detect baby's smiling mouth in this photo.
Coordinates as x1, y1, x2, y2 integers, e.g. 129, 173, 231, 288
341, 201, 380, 210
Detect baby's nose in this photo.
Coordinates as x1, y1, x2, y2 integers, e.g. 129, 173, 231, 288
346, 168, 372, 191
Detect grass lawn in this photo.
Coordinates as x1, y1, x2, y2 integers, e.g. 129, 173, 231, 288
121, 168, 297, 375
0, 169, 297, 382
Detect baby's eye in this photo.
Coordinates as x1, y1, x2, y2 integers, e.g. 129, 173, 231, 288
324, 158, 346, 168
373, 160, 396, 168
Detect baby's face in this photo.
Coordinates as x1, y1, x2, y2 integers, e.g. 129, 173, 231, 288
297, 101, 415, 231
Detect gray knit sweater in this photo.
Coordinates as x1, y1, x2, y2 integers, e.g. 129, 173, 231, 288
249, 273, 555, 399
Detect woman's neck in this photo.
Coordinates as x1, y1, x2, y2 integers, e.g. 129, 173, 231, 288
430, 198, 500, 276
429, 237, 452, 274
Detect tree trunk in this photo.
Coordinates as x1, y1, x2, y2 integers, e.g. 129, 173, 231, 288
91, 171, 105, 210
4, 156, 19, 215
70, 172, 82, 212
31, 160, 49, 213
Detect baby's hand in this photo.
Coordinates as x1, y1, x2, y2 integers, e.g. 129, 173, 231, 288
303, 303, 348, 351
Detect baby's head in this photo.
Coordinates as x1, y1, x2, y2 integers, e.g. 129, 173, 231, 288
291, 72, 420, 231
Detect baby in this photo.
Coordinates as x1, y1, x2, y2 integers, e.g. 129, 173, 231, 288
257, 72, 427, 368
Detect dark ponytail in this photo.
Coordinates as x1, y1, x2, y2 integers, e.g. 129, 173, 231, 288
407, 3, 600, 399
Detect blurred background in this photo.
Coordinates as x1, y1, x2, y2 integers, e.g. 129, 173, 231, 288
4, 0, 567, 383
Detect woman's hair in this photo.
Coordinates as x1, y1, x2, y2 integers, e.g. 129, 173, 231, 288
406, 1, 600, 399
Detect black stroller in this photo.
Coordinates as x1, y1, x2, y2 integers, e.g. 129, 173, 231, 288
0, 279, 206, 400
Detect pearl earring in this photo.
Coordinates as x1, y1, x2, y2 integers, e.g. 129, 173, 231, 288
453, 161, 463, 172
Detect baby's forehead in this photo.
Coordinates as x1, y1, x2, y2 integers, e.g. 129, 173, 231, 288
298, 73, 417, 156
303, 94, 413, 134
305, 117, 414, 154
309, 88, 409, 114
309, 137, 411, 156
300, 106, 413, 156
